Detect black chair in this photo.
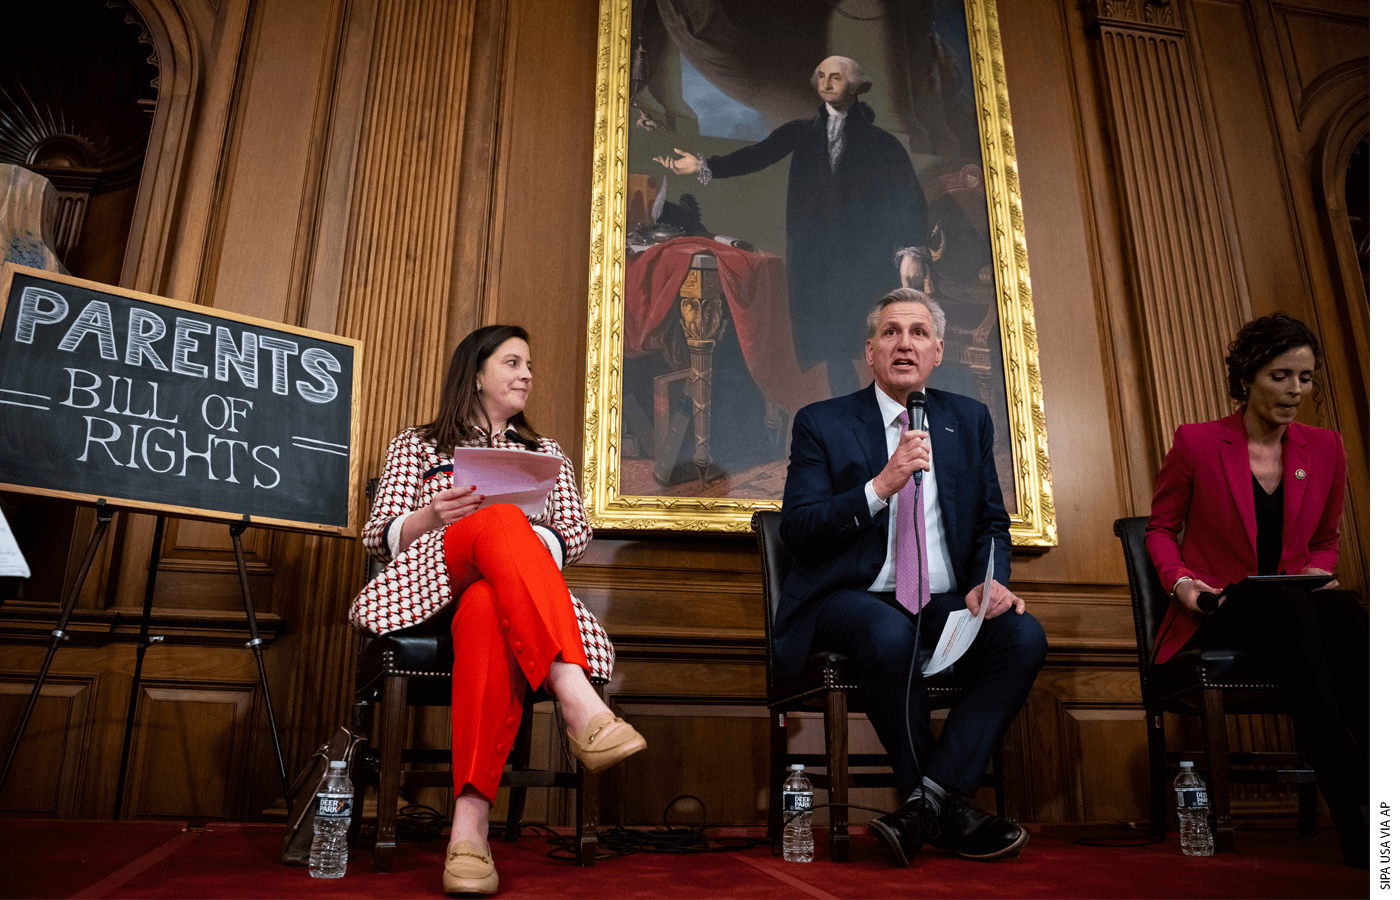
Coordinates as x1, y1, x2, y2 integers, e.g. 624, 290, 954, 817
352, 621, 603, 870
752, 510, 1004, 863
1113, 515, 1316, 851
352, 481, 602, 871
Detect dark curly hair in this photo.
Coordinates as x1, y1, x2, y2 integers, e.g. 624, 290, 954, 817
1224, 312, 1322, 405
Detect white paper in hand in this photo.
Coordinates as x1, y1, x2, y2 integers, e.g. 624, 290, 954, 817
452, 447, 562, 517
923, 551, 995, 676
0, 508, 31, 578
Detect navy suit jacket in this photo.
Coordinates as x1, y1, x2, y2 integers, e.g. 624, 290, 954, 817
775, 384, 1012, 678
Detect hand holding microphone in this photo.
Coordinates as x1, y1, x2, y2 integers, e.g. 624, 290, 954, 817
871, 392, 931, 501
906, 392, 927, 484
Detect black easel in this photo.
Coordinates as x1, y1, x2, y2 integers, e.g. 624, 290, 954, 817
1, 499, 114, 793
0, 504, 291, 814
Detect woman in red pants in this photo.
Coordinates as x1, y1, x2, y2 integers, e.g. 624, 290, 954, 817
352, 325, 646, 894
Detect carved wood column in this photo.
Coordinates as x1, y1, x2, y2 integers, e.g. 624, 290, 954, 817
1089, 0, 1248, 458
281, 0, 480, 763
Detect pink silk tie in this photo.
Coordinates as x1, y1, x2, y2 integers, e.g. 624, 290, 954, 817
894, 411, 928, 614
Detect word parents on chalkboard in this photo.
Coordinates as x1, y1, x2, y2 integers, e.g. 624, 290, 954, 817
0, 264, 362, 535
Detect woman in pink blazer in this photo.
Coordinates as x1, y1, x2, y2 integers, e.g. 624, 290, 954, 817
1145, 312, 1366, 866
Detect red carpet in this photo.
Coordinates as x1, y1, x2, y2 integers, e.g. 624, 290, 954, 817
1, 819, 1366, 899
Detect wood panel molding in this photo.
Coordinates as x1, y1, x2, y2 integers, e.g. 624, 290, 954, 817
1269, 2, 1369, 124
0, 677, 94, 816
279, 0, 485, 770
1087, 0, 1249, 460
122, 0, 224, 296
1060, 703, 1151, 822
121, 682, 256, 819
338, 0, 475, 466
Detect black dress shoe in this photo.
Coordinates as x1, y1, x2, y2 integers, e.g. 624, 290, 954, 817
869, 796, 937, 868
928, 794, 1028, 861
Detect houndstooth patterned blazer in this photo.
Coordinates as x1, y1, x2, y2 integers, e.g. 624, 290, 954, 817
350, 427, 613, 682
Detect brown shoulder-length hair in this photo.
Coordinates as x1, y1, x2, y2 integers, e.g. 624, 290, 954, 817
417, 325, 542, 451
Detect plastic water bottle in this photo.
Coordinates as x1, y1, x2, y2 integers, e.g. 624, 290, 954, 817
1174, 761, 1214, 856
309, 760, 353, 878
781, 764, 814, 862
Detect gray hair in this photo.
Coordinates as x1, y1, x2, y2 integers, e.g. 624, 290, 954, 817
810, 56, 872, 96
864, 287, 946, 340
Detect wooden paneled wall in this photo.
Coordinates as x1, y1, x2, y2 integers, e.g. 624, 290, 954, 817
0, 0, 1367, 829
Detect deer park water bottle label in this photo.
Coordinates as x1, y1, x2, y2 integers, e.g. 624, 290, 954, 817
1176, 787, 1207, 809
316, 792, 353, 818
784, 790, 813, 813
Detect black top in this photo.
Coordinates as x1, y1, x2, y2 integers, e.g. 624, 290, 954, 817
1253, 475, 1284, 576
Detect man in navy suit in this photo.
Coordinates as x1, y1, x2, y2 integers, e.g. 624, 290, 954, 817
777, 287, 1045, 866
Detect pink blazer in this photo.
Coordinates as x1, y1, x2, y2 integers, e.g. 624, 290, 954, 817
1145, 411, 1346, 664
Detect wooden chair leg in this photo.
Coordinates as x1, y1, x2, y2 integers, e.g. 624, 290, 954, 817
991, 734, 1006, 820
503, 701, 534, 843
574, 682, 604, 867
1200, 688, 1233, 852
348, 699, 372, 847
1147, 710, 1168, 834
374, 674, 409, 872
576, 765, 599, 866
824, 691, 851, 863
1298, 780, 1317, 837
768, 708, 788, 847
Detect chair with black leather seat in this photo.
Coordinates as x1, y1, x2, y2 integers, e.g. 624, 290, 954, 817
352, 480, 602, 872
353, 621, 603, 871
1113, 515, 1317, 852
752, 510, 1004, 863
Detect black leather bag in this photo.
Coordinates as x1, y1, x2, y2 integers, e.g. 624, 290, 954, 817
279, 726, 365, 865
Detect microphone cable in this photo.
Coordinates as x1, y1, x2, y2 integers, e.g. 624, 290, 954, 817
902, 392, 932, 820
903, 471, 931, 819
584, 795, 769, 859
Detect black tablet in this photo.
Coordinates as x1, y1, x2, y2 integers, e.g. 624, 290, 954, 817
1234, 573, 1334, 593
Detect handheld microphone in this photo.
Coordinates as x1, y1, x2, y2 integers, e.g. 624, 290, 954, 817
1196, 590, 1219, 614
906, 392, 927, 484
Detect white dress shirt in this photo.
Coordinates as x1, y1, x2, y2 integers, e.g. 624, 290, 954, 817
863, 385, 955, 595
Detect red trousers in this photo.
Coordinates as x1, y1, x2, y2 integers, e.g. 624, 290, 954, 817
441, 504, 590, 799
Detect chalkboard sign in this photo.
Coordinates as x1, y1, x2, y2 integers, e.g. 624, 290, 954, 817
0, 264, 362, 536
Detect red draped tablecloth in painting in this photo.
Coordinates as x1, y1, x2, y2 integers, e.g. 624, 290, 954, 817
623, 237, 830, 418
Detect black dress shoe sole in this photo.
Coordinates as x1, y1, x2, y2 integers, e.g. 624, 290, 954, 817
869, 818, 917, 868
946, 824, 1030, 862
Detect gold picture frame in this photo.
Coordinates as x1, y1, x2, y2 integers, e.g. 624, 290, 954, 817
583, 0, 1055, 544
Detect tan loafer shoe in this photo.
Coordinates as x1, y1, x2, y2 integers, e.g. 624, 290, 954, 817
568, 711, 647, 772
443, 840, 498, 894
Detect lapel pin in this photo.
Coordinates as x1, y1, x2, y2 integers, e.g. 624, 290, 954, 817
1295, 469, 1305, 480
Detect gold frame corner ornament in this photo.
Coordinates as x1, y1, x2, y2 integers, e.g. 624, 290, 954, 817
583, 0, 1056, 545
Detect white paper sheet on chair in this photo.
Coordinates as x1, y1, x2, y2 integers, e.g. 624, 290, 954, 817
452, 447, 562, 517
